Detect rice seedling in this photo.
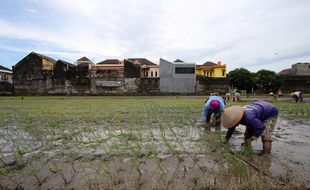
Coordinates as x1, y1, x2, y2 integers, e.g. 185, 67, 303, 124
282, 164, 293, 185
0, 165, 17, 184
101, 159, 117, 186
78, 160, 92, 187
24, 164, 42, 186
159, 125, 182, 162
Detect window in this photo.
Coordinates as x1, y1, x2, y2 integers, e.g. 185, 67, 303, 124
151, 71, 153, 77
222, 70, 226, 76
146, 71, 149, 77
175, 67, 195, 74
155, 71, 157, 77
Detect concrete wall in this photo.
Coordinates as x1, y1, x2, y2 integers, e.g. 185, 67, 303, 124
159, 58, 196, 93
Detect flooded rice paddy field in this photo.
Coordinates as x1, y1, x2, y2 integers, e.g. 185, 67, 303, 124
0, 96, 309, 189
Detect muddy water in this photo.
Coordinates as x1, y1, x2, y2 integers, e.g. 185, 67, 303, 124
227, 117, 310, 185
1, 117, 310, 189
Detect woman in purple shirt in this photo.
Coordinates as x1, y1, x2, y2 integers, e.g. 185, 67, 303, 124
221, 100, 278, 154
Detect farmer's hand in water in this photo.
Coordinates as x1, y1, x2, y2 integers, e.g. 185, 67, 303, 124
241, 136, 257, 146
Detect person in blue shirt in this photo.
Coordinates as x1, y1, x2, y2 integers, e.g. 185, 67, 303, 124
221, 100, 278, 154
201, 96, 225, 131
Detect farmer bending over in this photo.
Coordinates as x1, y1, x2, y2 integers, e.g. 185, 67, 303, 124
291, 91, 303, 103
222, 100, 278, 154
201, 96, 225, 131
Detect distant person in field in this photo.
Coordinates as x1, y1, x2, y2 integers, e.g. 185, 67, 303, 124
222, 100, 278, 154
225, 88, 240, 102
201, 96, 225, 131
277, 89, 283, 97
291, 91, 303, 103
225, 93, 230, 102
233, 93, 241, 102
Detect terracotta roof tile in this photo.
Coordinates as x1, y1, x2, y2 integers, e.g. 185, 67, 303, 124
97, 59, 120, 64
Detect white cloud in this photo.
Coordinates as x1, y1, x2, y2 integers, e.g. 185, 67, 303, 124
0, 0, 309, 71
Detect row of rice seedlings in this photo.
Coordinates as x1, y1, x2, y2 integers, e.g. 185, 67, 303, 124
79, 160, 93, 187
0, 97, 258, 188
0, 164, 17, 184
159, 124, 182, 162
146, 129, 166, 177
24, 163, 42, 186
101, 160, 117, 187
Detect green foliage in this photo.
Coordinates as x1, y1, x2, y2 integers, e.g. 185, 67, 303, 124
228, 68, 254, 93
228, 68, 286, 94
254, 69, 283, 93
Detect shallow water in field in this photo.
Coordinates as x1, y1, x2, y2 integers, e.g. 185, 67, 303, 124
228, 117, 310, 185
1, 117, 310, 189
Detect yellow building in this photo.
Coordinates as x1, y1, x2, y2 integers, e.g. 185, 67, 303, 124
196, 61, 226, 78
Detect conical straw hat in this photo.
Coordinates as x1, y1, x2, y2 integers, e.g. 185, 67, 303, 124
221, 106, 244, 128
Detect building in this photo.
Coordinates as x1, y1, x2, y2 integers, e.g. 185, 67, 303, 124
278, 68, 291, 76
0, 65, 13, 95
75, 56, 93, 67
291, 63, 310, 76
159, 58, 196, 93
89, 59, 124, 91
124, 58, 160, 94
52, 60, 76, 94
13, 52, 56, 95
93, 59, 124, 79
279, 62, 310, 93
11, 51, 228, 95
0, 65, 13, 83
279, 63, 310, 76
128, 58, 159, 78
196, 61, 226, 78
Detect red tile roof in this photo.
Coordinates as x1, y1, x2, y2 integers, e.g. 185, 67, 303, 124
97, 59, 120, 64
127, 58, 157, 65
278, 68, 291, 75
77, 56, 92, 62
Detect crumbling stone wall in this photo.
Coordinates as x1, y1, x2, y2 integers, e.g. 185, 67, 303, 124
282, 76, 310, 93
12, 53, 230, 95
139, 78, 160, 94
0, 81, 13, 95
196, 75, 229, 95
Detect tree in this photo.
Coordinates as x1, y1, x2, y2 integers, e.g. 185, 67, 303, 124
254, 69, 283, 93
228, 68, 254, 93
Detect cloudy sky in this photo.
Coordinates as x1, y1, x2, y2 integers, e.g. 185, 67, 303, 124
0, 0, 309, 72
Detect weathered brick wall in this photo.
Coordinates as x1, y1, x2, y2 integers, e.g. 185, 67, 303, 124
282, 76, 310, 93
196, 76, 229, 95
11, 53, 229, 95
0, 81, 13, 95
